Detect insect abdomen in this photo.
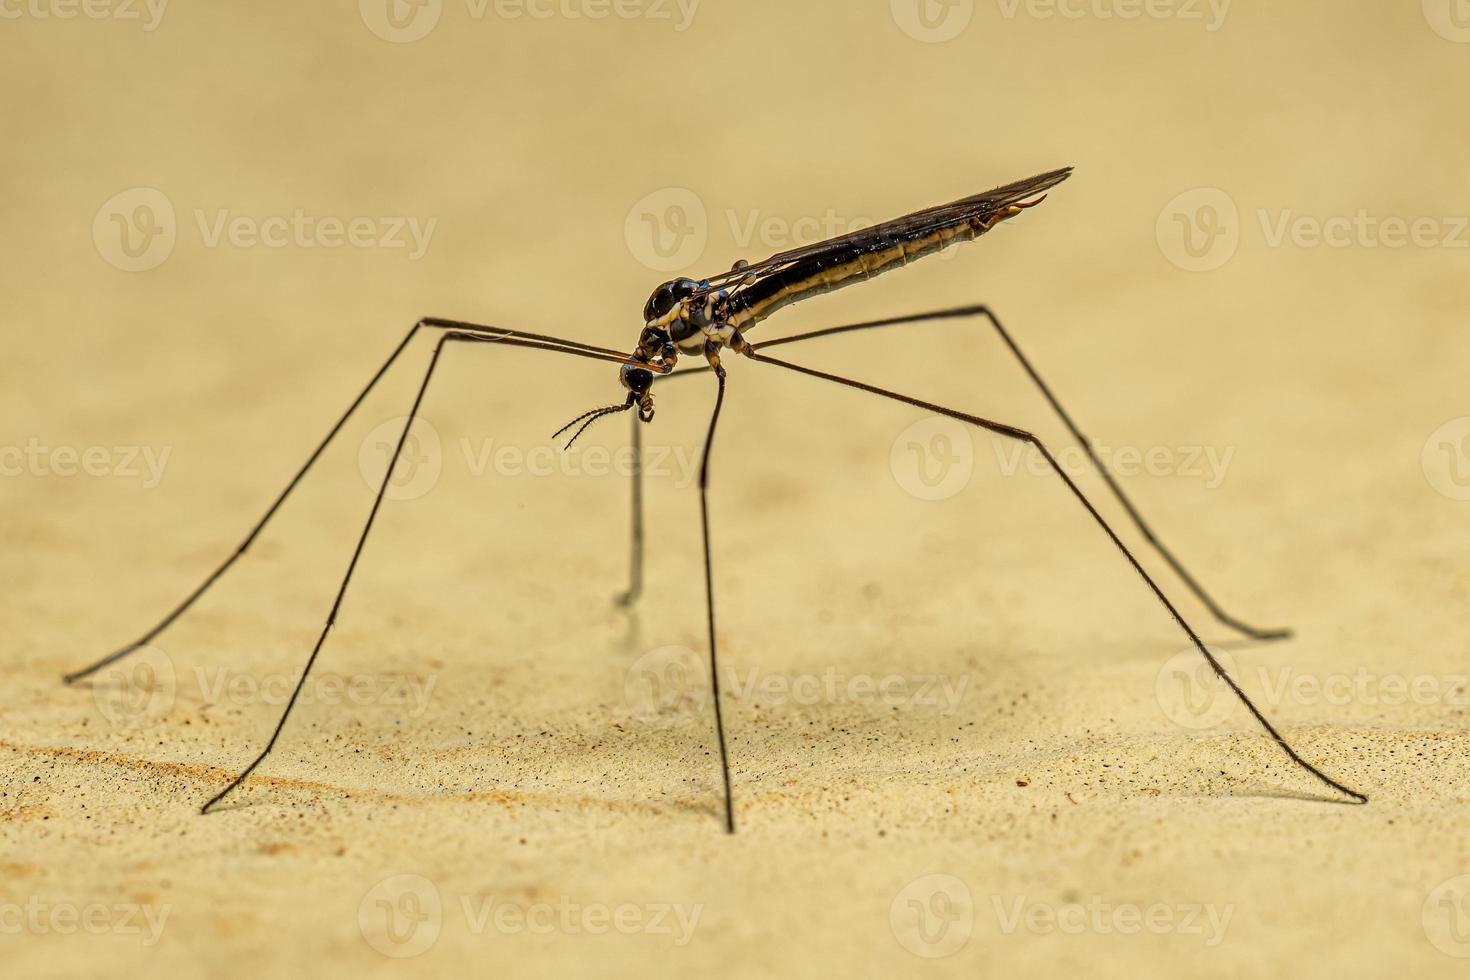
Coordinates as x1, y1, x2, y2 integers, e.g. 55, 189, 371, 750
728, 217, 991, 330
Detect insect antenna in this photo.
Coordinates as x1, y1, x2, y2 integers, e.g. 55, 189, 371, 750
552, 397, 634, 450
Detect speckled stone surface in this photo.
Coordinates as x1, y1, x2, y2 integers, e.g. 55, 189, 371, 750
2, 4, 1468, 977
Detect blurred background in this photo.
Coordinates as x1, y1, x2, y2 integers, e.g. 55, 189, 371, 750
2, 2, 1467, 978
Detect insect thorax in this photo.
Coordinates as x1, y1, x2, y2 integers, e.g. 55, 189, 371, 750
641, 277, 737, 355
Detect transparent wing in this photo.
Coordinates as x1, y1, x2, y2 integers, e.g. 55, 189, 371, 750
693, 167, 1072, 301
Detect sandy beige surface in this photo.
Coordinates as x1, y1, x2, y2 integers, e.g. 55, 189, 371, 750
2, 2, 1469, 977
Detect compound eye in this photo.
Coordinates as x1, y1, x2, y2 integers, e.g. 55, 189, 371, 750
620, 365, 654, 394
642, 278, 698, 323
643, 283, 678, 322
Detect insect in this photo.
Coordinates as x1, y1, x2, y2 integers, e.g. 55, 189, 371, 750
63, 167, 1366, 830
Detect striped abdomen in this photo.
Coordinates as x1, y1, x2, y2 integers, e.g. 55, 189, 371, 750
725, 210, 1007, 331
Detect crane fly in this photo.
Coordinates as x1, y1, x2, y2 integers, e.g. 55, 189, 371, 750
63, 166, 1367, 830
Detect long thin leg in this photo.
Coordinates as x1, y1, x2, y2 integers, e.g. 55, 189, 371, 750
200, 327, 641, 813
65, 320, 648, 684
617, 410, 644, 607
748, 348, 1366, 804
751, 305, 1290, 641
63, 325, 423, 684
698, 363, 736, 833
